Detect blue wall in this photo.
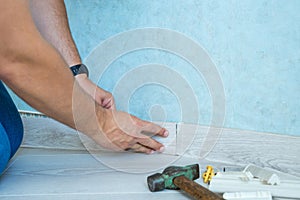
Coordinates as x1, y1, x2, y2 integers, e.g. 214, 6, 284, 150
11, 0, 300, 135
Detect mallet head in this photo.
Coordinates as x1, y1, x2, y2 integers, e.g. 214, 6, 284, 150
147, 164, 199, 192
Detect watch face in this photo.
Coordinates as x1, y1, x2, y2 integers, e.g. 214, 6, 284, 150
70, 64, 89, 77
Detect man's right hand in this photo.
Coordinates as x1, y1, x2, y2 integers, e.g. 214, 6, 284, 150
92, 109, 169, 154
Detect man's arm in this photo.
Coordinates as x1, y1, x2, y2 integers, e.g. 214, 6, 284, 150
0, 0, 167, 154
29, 0, 115, 109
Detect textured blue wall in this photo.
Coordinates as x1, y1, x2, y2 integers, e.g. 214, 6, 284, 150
11, 0, 300, 135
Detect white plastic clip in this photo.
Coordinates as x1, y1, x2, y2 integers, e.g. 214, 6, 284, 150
243, 164, 280, 185
223, 191, 272, 200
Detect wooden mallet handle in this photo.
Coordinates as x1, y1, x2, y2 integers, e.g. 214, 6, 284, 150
173, 176, 224, 200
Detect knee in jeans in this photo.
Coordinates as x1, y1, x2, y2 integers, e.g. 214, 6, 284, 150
0, 123, 11, 175
10, 115, 24, 158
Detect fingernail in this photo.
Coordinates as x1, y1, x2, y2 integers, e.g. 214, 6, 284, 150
164, 130, 169, 137
149, 150, 154, 154
159, 146, 165, 152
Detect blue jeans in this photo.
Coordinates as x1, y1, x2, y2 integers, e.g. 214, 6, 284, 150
0, 81, 23, 175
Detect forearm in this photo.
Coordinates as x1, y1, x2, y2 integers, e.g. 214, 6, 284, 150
1, 38, 102, 136
29, 0, 115, 109
0, 0, 99, 133
29, 0, 81, 66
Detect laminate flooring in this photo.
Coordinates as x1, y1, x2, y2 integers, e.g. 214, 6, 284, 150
0, 117, 299, 199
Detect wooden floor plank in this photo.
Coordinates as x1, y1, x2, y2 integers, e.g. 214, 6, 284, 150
7, 117, 299, 199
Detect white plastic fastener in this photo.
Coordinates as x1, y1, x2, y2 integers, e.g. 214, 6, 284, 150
243, 164, 280, 185
223, 191, 272, 200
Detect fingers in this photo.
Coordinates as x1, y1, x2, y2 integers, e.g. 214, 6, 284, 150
108, 129, 165, 154
136, 137, 165, 153
118, 135, 164, 153
122, 140, 163, 154
102, 96, 115, 110
126, 144, 154, 154
132, 116, 169, 138
95, 88, 115, 110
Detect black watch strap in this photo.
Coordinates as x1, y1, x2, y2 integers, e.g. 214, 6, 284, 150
70, 64, 89, 77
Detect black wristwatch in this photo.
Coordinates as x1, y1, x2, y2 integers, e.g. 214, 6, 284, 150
70, 64, 89, 77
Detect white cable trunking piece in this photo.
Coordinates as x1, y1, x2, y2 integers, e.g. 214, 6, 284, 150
208, 170, 300, 198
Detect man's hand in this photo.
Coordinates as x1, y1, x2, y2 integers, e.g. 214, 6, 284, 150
72, 79, 168, 154
92, 109, 169, 154
75, 74, 115, 110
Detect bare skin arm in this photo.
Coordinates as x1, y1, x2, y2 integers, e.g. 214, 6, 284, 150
29, 0, 115, 109
0, 0, 167, 154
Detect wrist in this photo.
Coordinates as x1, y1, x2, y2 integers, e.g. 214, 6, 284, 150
74, 73, 88, 81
